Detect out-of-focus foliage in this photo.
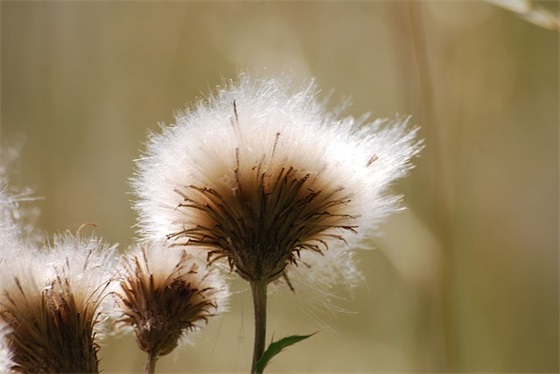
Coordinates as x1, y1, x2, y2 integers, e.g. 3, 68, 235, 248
1, 2, 557, 372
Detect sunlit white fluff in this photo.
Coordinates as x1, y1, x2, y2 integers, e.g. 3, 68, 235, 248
133, 73, 422, 288
0, 144, 40, 253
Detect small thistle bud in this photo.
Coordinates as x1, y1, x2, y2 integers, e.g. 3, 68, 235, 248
113, 243, 228, 371
0, 234, 117, 373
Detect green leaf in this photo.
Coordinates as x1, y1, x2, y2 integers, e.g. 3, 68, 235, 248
255, 333, 317, 373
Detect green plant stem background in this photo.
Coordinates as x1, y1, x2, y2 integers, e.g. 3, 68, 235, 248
1, 1, 558, 372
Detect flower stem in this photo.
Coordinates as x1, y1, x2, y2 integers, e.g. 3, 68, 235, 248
145, 352, 158, 374
250, 280, 268, 374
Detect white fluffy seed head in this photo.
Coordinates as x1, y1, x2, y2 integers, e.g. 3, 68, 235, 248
133, 73, 422, 286
0, 233, 118, 372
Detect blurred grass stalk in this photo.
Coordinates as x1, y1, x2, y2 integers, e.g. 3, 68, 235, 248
487, 0, 560, 31
404, 0, 557, 371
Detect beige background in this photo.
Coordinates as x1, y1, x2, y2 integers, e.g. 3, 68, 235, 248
1, 2, 558, 372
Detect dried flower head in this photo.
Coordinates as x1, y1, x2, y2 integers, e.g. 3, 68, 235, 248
133, 74, 422, 287
0, 234, 117, 373
114, 243, 228, 364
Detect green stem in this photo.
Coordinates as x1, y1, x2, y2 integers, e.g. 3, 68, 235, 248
250, 280, 268, 374
145, 352, 158, 374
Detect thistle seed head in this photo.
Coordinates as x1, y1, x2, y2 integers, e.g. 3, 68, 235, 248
0, 234, 117, 373
133, 73, 422, 287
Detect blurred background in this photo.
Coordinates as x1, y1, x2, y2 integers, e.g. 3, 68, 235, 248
1, 1, 558, 372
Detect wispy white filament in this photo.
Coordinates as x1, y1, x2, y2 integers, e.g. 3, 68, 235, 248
0, 144, 39, 253
0, 320, 13, 373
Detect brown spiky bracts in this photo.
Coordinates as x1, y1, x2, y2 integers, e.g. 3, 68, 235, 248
114, 244, 228, 360
1, 275, 102, 373
168, 153, 359, 285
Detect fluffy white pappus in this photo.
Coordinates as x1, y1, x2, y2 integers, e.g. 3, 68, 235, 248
133, 73, 422, 286
0, 145, 40, 253
1, 233, 113, 291
1, 232, 119, 327
41, 233, 119, 322
0, 185, 22, 254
